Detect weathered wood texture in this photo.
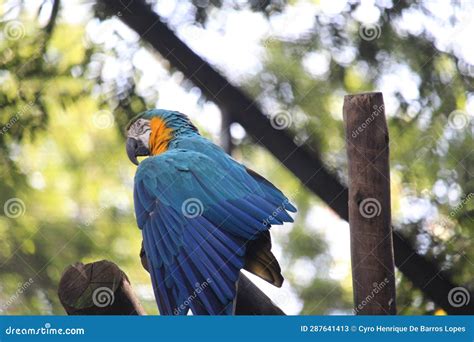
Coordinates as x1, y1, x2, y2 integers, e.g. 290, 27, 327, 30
58, 260, 145, 315
344, 92, 396, 315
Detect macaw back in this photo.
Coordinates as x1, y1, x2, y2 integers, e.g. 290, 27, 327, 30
130, 110, 296, 315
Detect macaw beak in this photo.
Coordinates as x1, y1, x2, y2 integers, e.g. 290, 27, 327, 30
126, 137, 150, 165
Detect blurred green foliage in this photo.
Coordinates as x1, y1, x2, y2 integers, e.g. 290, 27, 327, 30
0, 15, 153, 313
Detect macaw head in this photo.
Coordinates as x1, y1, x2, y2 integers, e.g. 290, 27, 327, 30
125, 109, 198, 165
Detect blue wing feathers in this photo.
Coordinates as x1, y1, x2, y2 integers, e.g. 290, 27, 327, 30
250, 195, 294, 223
211, 203, 257, 238
193, 219, 245, 267
230, 198, 280, 225
136, 148, 296, 315
188, 251, 234, 305
219, 201, 267, 231
174, 254, 208, 311
134, 186, 148, 228
143, 227, 177, 314
186, 225, 237, 281
149, 213, 173, 266
185, 233, 236, 302
195, 217, 245, 256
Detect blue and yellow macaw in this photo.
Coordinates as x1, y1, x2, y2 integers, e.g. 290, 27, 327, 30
126, 109, 296, 315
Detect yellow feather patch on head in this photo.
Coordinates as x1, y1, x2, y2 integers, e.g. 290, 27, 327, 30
149, 117, 173, 155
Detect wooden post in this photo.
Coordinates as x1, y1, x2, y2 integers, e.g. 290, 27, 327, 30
343, 92, 396, 315
58, 260, 145, 315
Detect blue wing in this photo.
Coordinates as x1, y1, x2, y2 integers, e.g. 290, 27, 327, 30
134, 148, 296, 315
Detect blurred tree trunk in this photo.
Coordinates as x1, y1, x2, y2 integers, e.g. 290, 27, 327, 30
220, 109, 234, 154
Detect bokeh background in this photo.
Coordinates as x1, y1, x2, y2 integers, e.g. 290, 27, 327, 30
0, 0, 473, 315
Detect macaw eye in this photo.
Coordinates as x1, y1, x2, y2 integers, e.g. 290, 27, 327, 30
139, 127, 150, 135
133, 120, 149, 135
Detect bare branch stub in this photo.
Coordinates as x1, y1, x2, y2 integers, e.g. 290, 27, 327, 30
58, 260, 145, 315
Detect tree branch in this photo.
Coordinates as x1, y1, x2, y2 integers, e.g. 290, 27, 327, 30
58, 260, 145, 315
